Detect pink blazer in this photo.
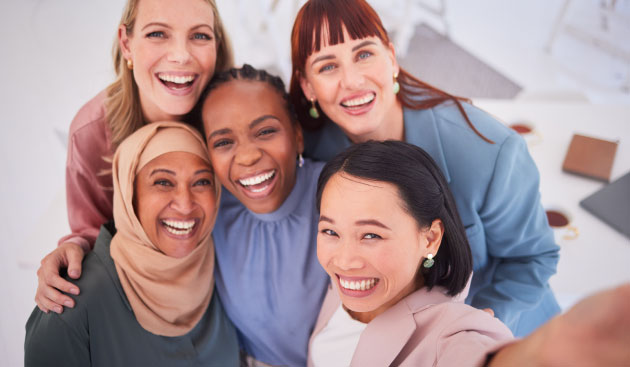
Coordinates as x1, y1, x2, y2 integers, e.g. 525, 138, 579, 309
308, 281, 514, 367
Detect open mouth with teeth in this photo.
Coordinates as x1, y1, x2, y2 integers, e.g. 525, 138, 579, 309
161, 219, 197, 237
157, 73, 196, 91
237, 170, 277, 196
340, 93, 376, 110
337, 275, 380, 297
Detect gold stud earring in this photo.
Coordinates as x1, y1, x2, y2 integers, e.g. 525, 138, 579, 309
127, 58, 133, 70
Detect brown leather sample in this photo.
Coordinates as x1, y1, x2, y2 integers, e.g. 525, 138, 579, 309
562, 134, 618, 182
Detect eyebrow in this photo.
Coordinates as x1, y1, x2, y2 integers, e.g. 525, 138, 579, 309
310, 40, 378, 67
208, 128, 232, 140
141, 22, 214, 32
150, 168, 176, 176
355, 219, 390, 230
319, 216, 391, 230
195, 168, 213, 175
250, 115, 279, 128
352, 40, 377, 52
207, 115, 279, 140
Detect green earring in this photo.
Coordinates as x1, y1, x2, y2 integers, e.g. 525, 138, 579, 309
423, 254, 434, 268
393, 72, 400, 95
309, 98, 320, 119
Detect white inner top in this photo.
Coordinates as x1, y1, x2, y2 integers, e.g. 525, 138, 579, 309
310, 304, 368, 367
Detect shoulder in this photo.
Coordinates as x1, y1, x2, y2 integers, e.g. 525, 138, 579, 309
24, 249, 114, 366
68, 90, 108, 137
67, 90, 111, 164
408, 101, 519, 149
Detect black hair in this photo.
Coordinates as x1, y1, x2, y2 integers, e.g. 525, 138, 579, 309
192, 64, 298, 135
316, 140, 472, 296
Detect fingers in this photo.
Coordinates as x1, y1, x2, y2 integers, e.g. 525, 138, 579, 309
35, 284, 73, 314
64, 244, 85, 279
35, 244, 85, 314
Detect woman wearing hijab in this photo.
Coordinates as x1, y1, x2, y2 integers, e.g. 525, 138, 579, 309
24, 122, 239, 367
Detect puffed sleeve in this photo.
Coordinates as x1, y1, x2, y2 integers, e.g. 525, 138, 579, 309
471, 133, 560, 332
57, 94, 113, 252
24, 307, 90, 367
58, 160, 110, 251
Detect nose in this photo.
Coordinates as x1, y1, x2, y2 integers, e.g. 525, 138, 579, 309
234, 144, 263, 166
332, 241, 364, 271
340, 65, 365, 90
170, 186, 195, 214
167, 37, 192, 64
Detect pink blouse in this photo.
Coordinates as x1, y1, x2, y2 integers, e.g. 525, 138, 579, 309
58, 90, 114, 252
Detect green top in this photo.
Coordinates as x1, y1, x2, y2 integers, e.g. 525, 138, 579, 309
25, 223, 239, 367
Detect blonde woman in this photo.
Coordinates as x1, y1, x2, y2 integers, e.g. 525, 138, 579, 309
35, 0, 233, 314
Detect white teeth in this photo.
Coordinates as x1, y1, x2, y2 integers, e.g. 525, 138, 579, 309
163, 219, 195, 229
165, 226, 193, 235
162, 220, 195, 235
340, 278, 377, 291
239, 171, 275, 187
341, 93, 375, 107
158, 74, 195, 84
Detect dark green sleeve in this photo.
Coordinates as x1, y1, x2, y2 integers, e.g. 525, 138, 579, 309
24, 306, 90, 367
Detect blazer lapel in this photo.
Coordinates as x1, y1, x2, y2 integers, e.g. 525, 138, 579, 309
350, 300, 416, 367
403, 107, 451, 183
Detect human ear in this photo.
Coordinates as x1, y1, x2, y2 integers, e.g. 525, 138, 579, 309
298, 72, 316, 101
118, 25, 133, 60
387, 42, 400, 76
423, 219, 444, 256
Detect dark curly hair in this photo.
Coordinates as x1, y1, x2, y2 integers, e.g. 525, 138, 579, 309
192, 64, 298, 135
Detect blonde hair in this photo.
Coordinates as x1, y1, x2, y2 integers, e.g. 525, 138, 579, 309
105, 0, 234, 150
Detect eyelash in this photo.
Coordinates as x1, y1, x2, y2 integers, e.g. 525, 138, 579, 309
319, 64, 335, 73
321, 229, 338, 237
213, 139, 233, 149
363, 233, 381, 240
357, 50, 372, 60
194, 178, 213, 187
257, 127, 278, 137
154, 179, 172, 187
145, 31, 213, 41
146, 31, 164, 39
192, 33, 213, 41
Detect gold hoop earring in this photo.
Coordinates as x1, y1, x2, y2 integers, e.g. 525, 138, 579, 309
309, 98, 320, 119
127, 58, 133, 70
393, 72, 400, 94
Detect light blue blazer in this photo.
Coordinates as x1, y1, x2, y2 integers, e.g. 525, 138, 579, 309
303, 101, 561, 336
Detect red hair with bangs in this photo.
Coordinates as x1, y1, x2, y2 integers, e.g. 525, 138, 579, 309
289, 0, 492, 143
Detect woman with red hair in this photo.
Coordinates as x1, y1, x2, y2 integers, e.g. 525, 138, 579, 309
289, 0, 560, 337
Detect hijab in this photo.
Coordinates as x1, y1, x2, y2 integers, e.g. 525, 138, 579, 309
110, 121, 219, 336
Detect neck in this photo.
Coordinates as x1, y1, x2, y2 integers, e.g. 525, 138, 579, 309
347, 100, 405, 143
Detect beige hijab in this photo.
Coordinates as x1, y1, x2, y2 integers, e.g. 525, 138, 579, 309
110, 121, 219, 337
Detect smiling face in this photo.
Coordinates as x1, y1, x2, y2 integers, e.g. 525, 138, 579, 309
317, 172, 442, 323
119, 0, 217, 122
135, 151, 217, 258
202, 80, 304, 214
300, 28, 403, 142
